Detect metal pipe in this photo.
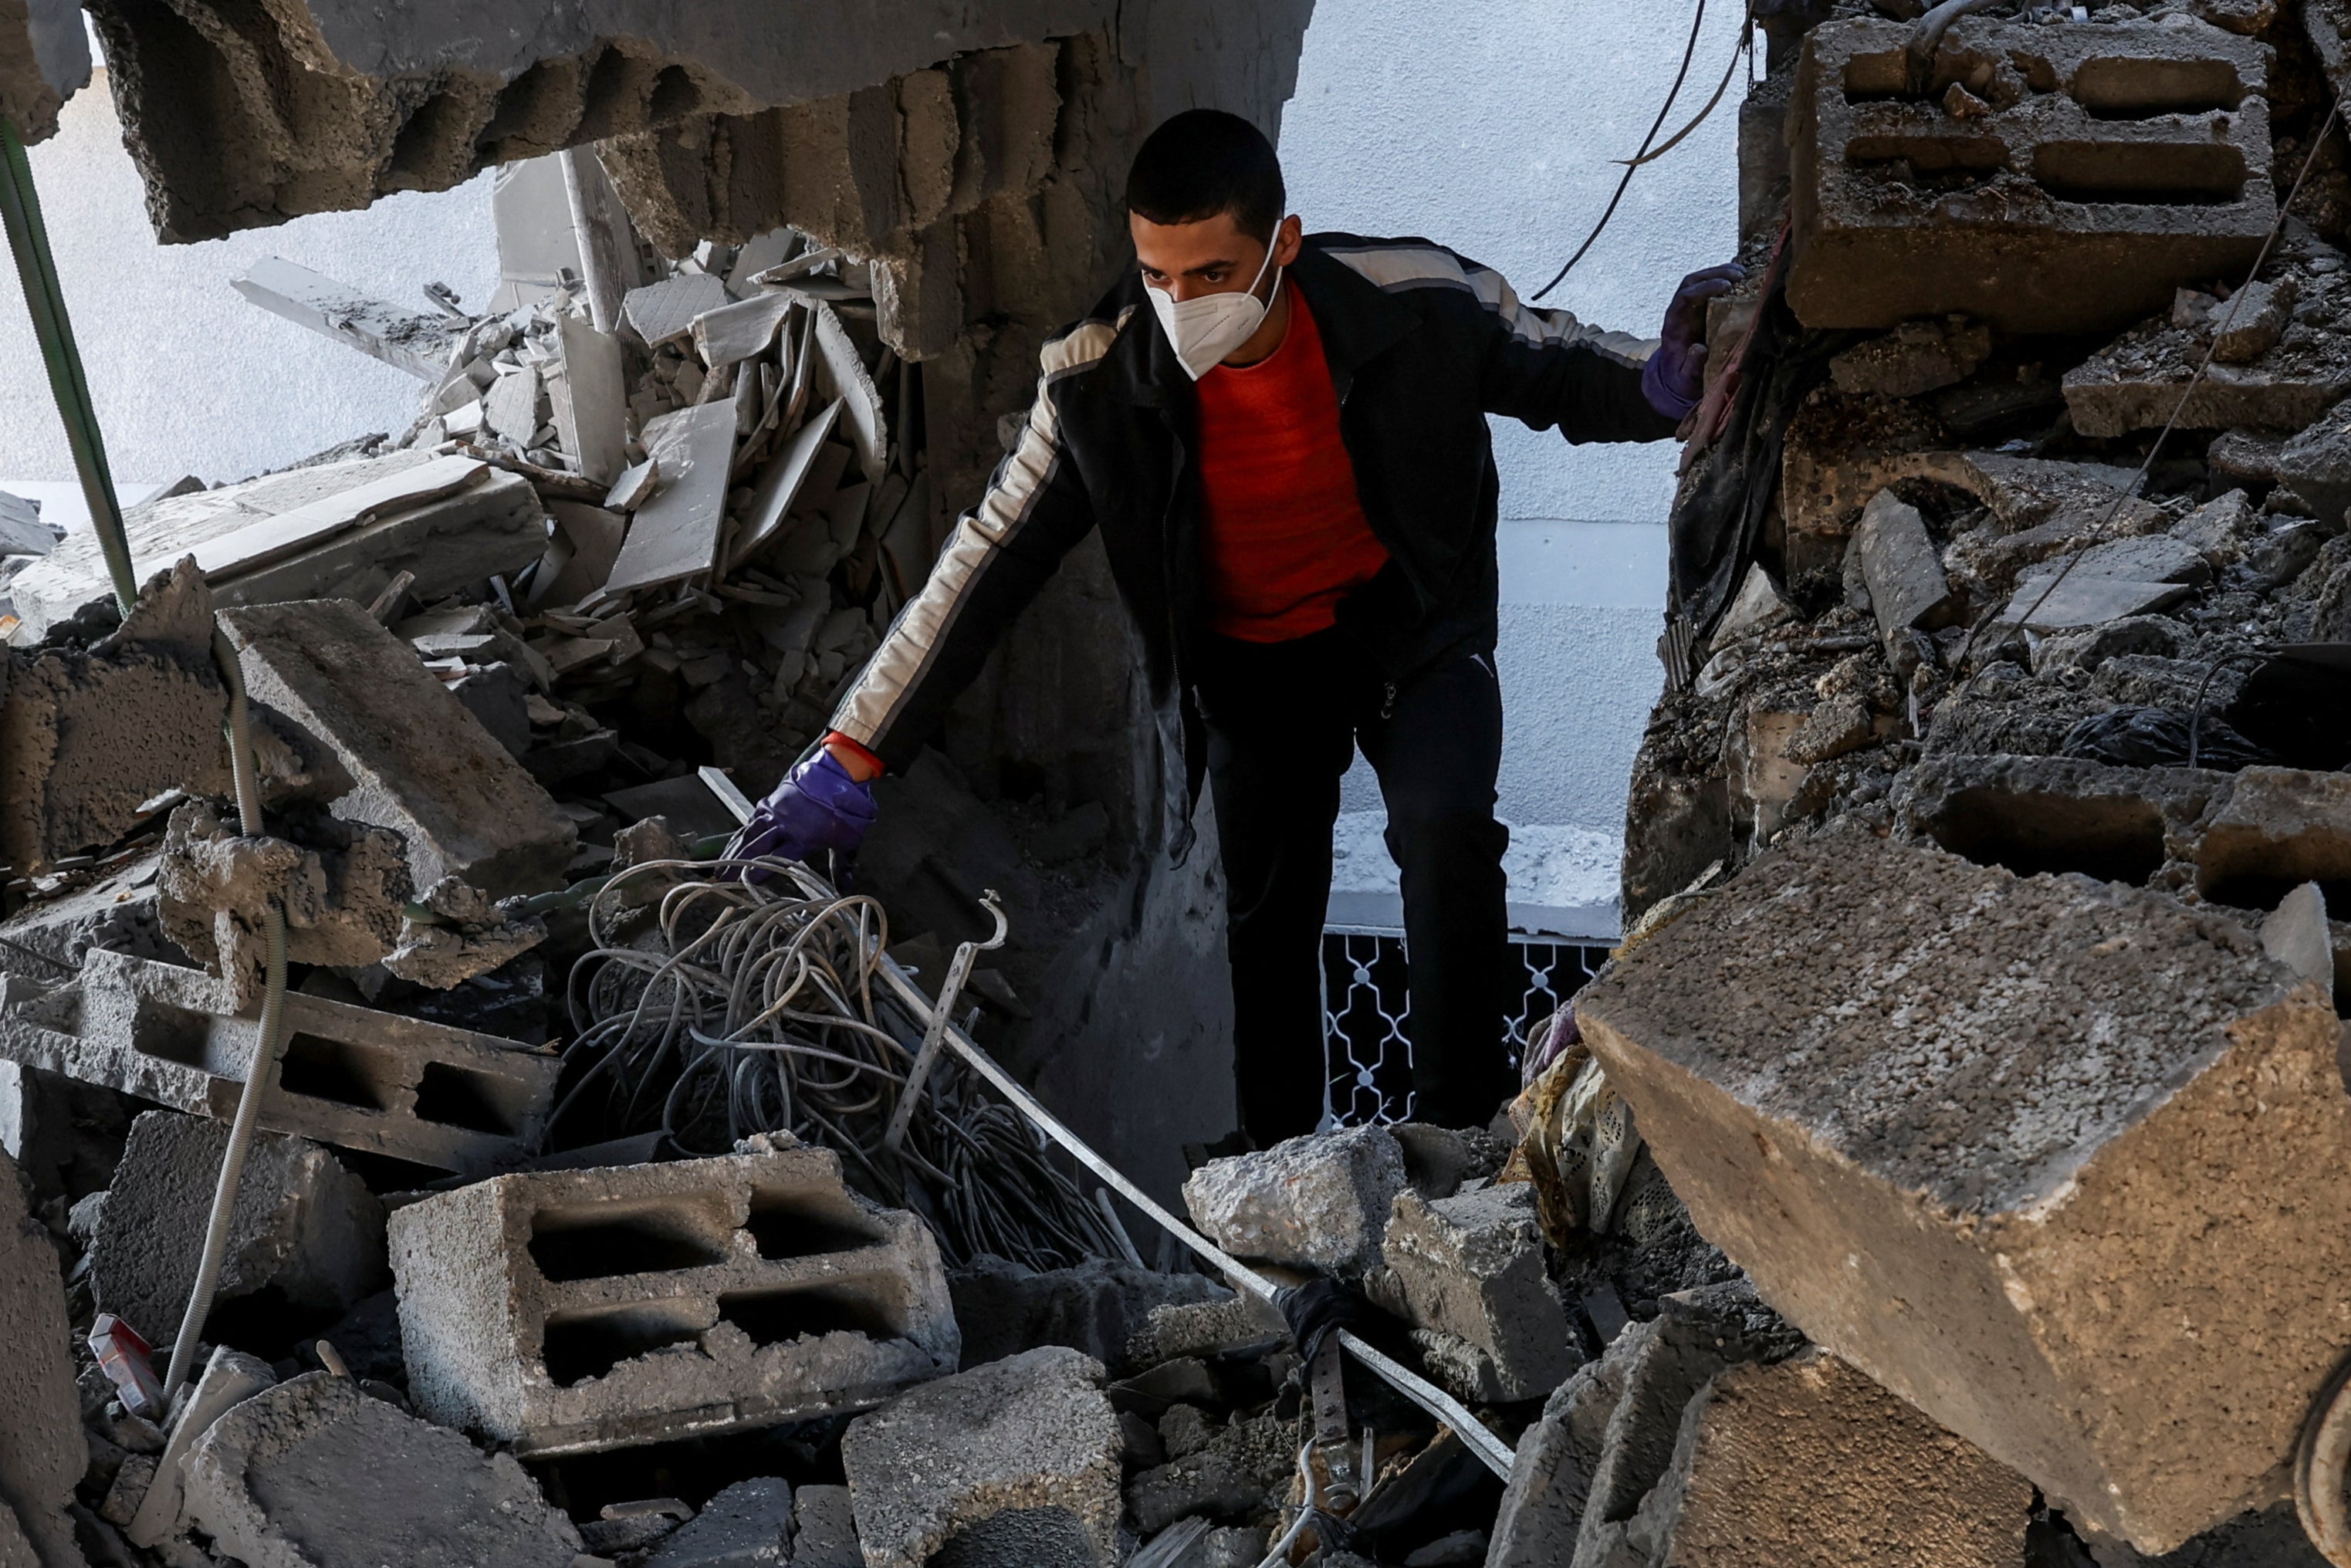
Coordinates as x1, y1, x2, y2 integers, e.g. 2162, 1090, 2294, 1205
559, 148, 628, 335
0, 119, 137, 615
882, 890, 1006, 1156
162, 632, 292, 1402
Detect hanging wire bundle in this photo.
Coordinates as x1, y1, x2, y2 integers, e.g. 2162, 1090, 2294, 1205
552, 855, 1127, 1270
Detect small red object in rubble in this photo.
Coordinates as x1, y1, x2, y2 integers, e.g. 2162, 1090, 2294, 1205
88, 1313, 165, 1420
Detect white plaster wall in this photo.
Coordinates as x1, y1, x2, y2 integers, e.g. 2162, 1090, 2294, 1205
0, 70, 497, 514
1279, 0, 1744, 935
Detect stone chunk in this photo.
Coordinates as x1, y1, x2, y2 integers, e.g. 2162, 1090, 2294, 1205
1619, 1351, 2031, 1568
1828, 316, 1991, 398
125, 1347, 276, 1549
1852, 490, 1957, 641
1575, 832, 2347, 1553
790, 1484, 860, 1567
1379, 1183, 1576, 1403
0, 0, 89, 144
1788, 19, 2275, 333
644, 1477, 793, 1567
2194, 768, 2351, 915
1125, 1410, 1292, 1535
184, 1372, 581, 1568
2212, 277, 2296, 363
948, 1255, 1231, 1374
389, 1139, 958, 1455
0, 559, 229, 874
1181, 1124, 1406, 1277
0, 1144, 85, 1568
218, 598, 577, 898
841, 1346, 1122, 1568
89, 1110, 386, 1349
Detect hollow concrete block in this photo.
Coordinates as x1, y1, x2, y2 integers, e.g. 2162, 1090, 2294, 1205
0, 947, 560, 1176
1379, 1182, 1577, 1404
1788, 18, 2274, 333
840, 1345, 1122, 1568
217, 598, 577, 899
387, 1139, 958, 1455
88, 1110, 386, 1350
1575, 831, 2349, 1553
183, 1372, 581, 1568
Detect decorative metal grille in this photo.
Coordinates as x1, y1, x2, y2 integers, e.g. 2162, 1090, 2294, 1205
1318, 928, 1612, 1130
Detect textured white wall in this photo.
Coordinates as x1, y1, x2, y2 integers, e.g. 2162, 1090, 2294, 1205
0, 70, 497, 502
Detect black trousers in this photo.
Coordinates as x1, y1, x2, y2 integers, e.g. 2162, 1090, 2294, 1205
1195, 628, 1514, 1145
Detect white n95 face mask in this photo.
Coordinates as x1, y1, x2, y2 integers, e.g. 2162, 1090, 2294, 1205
1147, 239, 1281, 380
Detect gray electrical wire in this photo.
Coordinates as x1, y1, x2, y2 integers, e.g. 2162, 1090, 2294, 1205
553, 858, 1126, 1270
162, 633, 293, 1404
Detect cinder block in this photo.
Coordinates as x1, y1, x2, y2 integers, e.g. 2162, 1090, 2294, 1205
0, 948, 560, 1176
217, 598, 577, 899
841, 1346, 1122, 1568
1379, 1182, 1577, 1403
387, 1140, 959, 1455
1893, 752, 2224, 890
1575, 832, 2349, 1553
1621, 1350, 2031, 1568
89, 1110, 385, 1349
0, 1144, 85, 1568
1181, 1124, 1406, 1276
1788, 18, 2274, 332
184, 1372, 582, 1567
2193, 767, 2351, 917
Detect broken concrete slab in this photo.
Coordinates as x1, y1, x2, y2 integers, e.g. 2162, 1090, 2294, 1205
183, 1372, 582, 1568
0, 0, 88, 144
123, 1347, 276, 1550
626, 273, 732, 347
1788, 19, 2275, 333
552, 314, 628, 488
388, 1138, 958, 1455
1853, 490, 1957, 644
232, 257, 468, 380
1124, 1410, 1293, 1535
88, 1110, 386, 1349
1182, 1124, 1407, 1277
644, 1477, 793, 1567
219, 598, 577, 898
0, 1144, 86, 1568
1616, 1350, 2031, 1568
11, 454, 546, 643
2014, 533, 2211, 596
0, 559, 230, 874
1576, 831, 2349, 1553
1998, 573, 2193, 631
729, 398, 844, 573
1489, 1322, 1640, 1568
1379, 1182, 1576, 1404
840, 1345, 1122, 1568
2193, 768, 2351, 916
810, 301, 889, 484
693, 291, 796, 369
605, 401, 738, 596
157, 799, 413, 982
0, 947, 561, 1175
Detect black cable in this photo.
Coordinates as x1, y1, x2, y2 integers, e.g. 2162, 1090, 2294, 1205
1532, 0, 1712, 299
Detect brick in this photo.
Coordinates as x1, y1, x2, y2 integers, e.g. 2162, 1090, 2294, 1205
387, 1139, 957, 1455
0, 948, 559, 1176
1379, 1182, 1577, 1404
1617, 1350, 2031, 1568
1181, 1124, 1406, 1276
1789, 18, 2275, 333
184, 1373, 581, 1567
217, 598, 577, 899
0, 1145, 84, 1568
1575, 832, 2348, 1552
88, 1110, 384, 1349
843, 1346, 1121, 1568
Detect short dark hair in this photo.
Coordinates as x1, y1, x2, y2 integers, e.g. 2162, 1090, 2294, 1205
1125, 109, 1287, 241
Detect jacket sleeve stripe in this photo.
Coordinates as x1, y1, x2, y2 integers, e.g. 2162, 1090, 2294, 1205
1321, 241, 1657, 367
829, 324, 1112, 752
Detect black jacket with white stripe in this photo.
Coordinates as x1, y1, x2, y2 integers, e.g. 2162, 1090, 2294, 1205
833, 233, 1678, 839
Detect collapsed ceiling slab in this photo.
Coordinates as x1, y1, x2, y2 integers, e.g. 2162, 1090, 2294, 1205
80, 0, 1265, 243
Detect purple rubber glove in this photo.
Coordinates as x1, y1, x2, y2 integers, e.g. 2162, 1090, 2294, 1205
1642, 262, 1748, 421
726, 750, 878, 874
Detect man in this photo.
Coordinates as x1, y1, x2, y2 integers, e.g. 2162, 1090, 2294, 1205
730, 109, 1738, 1143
